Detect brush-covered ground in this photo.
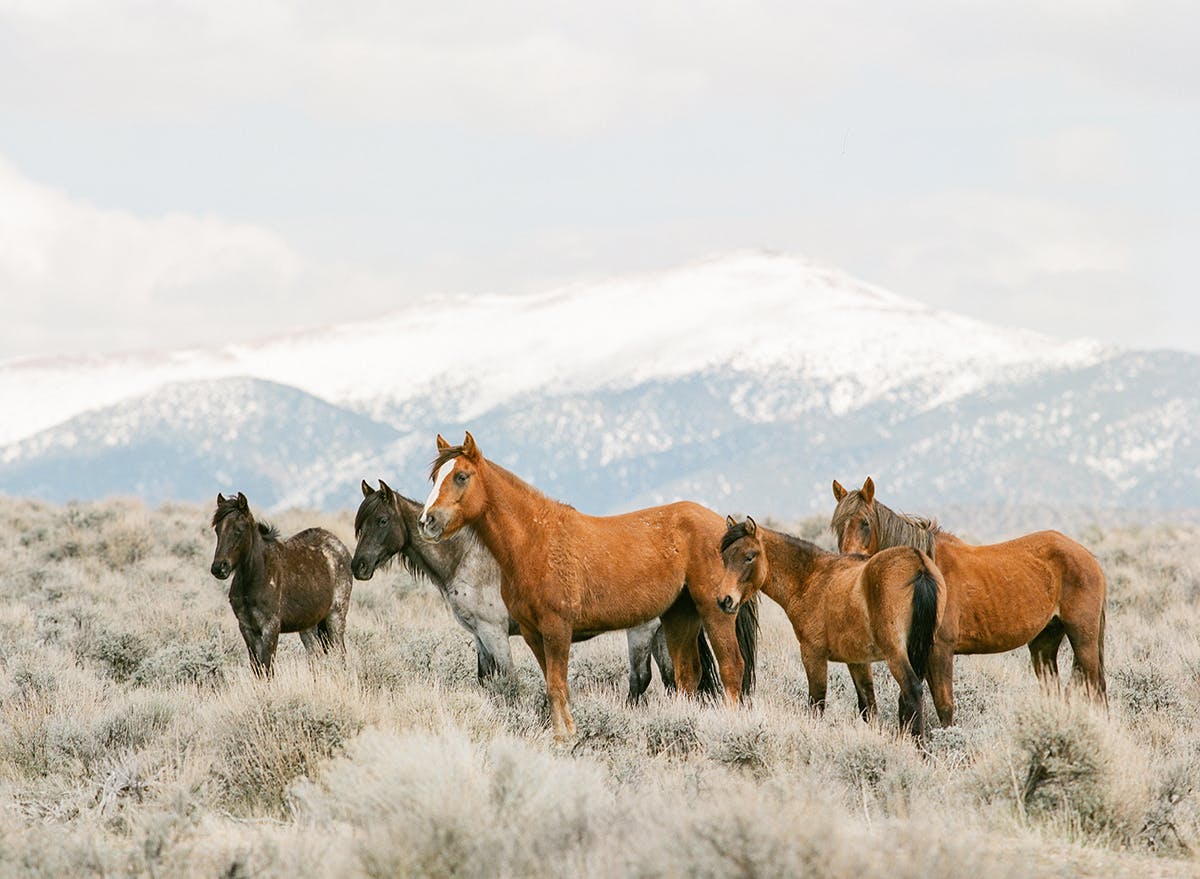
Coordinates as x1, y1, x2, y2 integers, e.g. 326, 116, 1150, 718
1, 498, 1198, 878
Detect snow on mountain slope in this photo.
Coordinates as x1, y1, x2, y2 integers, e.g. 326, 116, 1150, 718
0, 251, 1110, 446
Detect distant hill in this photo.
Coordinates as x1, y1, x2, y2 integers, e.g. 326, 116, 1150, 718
2, 252, 1195, 525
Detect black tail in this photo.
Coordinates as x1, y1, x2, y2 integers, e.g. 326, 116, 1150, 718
696, 628, 721, 698
736, 594, 760, 697
906, 555, 939, 680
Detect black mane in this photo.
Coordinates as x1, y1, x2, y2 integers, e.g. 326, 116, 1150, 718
354, 489, 390, 538
720, 522, 753, 553
211, 497, 279, 542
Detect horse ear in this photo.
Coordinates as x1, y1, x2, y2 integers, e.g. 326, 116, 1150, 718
745, 516, 758, 535
861, 477, 875, 505
361, 479, 373, 498
235, 492, 249, 512
726, 514, 737, 529
462, 431, 480, 459
379, 479, 394, 500
436, 434, 450, 451
832, 479, 847, 501
217, 492, 226, 505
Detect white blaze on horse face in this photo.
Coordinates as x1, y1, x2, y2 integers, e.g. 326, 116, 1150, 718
421, 458, 457, 522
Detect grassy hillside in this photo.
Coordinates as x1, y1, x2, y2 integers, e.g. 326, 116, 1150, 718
1, 498, 1198, 877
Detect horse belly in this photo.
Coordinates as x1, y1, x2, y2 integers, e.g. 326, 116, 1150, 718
951, 578, 1057, 654
279, 591, 335, 633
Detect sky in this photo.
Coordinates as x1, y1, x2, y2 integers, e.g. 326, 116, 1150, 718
1, 1, 1197, 361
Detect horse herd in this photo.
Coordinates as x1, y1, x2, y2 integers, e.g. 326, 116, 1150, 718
209, 432, 1108, 741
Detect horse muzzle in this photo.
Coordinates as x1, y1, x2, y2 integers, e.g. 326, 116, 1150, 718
351, 556, 374, 580
418, 514, 445, 543
717, 594, 738, 615
210, 561, 232, 580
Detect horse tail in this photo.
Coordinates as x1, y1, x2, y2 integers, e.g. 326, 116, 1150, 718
906, 553, 940, 680
696, 628, 721, 698
736, 593, 760, 697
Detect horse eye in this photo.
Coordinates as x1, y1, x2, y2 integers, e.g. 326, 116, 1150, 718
860, 520, 871, 534
378, 515, 388, 526
454, 472, 469, 485
744, 552, 756, 564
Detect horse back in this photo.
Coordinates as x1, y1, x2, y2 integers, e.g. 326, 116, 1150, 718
268, 528, 351, 633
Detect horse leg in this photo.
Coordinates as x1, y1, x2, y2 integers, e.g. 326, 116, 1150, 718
1062, 614, 1108, 705
650, 622, 676, 692
846, 662, 877, 721
242, 621, 280, 679
925, 639, 956, 727
882, 653, 925, 738
659, 595, 703, 695
625, 623, 656, 703
474, 621, 515, 680
539, 618, 576, 741
1028, 617, 1065, 689
799, 643, 828, 713
299, 627, 322, 658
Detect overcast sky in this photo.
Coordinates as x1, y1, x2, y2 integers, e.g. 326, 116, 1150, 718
1, 1, 1196, 361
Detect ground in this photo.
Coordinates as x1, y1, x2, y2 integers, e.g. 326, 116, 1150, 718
0, 498, 1197, 878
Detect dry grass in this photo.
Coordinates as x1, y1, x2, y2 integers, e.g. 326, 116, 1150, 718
1, 497, 1198, 877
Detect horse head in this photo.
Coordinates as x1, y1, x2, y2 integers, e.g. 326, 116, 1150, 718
831, 477, 878, 554
352, 478, 408, 579
211, 491, 254, 579
717, 515, 767, 614
419, 432, 487, 543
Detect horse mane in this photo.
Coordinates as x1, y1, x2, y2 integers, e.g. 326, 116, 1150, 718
354, 489, 389, 538
429, 445, 570, 511
212, 497, 279, 542
257, 521, 281, 542
873, 501, 940, 556
831, 493, 942, 556
720, 521, 754, 552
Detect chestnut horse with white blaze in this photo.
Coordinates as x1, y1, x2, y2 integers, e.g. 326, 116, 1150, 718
418, 432, 759, 740
830, 477, 1107, 701
719, 516, 953, 736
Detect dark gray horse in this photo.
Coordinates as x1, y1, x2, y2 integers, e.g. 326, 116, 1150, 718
211, 492, 353, 677
353, 480, 736, 700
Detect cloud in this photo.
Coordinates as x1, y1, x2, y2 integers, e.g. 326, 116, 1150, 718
3, 1, 1194, 137
0, 155, 308, 358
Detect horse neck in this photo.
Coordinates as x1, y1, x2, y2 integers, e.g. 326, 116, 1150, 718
468, 460, 552, 580
393, 495, 461, 588
232, 527, 269, 592
759, 527, 827, 606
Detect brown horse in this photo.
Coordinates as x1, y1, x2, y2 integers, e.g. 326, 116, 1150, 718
210, 492, 353, 677
417, 432, 760, 740
719, 516, 953, 736
830, 477, 1107, 701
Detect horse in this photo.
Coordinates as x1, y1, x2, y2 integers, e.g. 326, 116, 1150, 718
352, 478, 727, 700
719, 516, 952, 736
830, 477, 1107, 702
210, 492, 353, 677
417, 432, 760, 740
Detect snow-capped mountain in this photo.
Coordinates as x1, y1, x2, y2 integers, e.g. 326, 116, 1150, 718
1, 252, 1194, 522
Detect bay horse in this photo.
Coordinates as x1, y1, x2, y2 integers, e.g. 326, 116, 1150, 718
719, 516, 953, 736
352, 478, 726, 700
210, 492, 353, 677
830, 477, 1107, 701
417, 433, 760, 740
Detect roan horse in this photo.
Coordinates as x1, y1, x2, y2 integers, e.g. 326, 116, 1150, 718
352, 478, 726, 700
417, 433, 760, 740
831, 477, 1107, 701
719, 516, 953, 736
210, 492, 353, 677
